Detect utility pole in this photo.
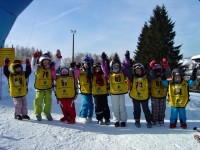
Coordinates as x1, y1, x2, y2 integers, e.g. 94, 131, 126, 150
70, 30, 76, 63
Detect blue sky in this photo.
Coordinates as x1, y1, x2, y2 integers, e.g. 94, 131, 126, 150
5, 0, 200, 60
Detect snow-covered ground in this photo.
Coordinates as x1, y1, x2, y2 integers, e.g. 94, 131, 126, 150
1, 69, 200, 150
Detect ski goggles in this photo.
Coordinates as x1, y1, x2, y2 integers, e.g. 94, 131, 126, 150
133, 63, 144, 69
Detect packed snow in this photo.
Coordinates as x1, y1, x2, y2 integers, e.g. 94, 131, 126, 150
1, 69, 200, 150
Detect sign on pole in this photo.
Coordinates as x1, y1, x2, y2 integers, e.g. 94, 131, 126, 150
0, 48, 15, 66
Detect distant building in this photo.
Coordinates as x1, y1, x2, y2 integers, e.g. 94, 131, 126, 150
183, 55, 200, 92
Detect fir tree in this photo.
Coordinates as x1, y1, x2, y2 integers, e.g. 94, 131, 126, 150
134, 22, 151, 66
134, 5, 182, 69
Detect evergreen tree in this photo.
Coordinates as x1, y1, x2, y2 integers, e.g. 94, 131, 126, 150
134, 22, 151, 66
134, 5, 182, 69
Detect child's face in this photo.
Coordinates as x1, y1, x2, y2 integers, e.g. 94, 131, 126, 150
174, 75, 181, 83
113, 65, 120, 70
42, 60, 50, 67
61, 69, 69, 75
112, 64, 120, 73
14, 66, 22, 73
135, 68, 142, 75
95, 66, 101, 73
83, 62, 89, 68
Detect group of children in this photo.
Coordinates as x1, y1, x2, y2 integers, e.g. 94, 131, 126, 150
3, 50, 197, 129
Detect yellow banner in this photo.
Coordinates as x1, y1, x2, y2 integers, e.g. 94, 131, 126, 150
0, 48, 15, 67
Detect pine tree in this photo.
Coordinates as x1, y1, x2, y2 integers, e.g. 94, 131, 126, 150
134, 22, 151, 67
134, 5, 182, 69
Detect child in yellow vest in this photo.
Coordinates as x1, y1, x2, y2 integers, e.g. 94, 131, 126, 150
101, 53, 128, 127
55, 67, 77, 124
31, 52, 60, 121
129, 63, 152, 128
149, 62, 167, 126
161, 68, 197, 129
74, 56, 94, 124
92, 63, 110, 125
3, 58, 31, 120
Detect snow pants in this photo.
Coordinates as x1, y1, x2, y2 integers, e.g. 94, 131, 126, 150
34, 90, 52, 116
13, 96, 28, 116
60, 98, 76, 121
170, 107, 187, 124
79, 94, 94, 118
93, 94, 110, 121
151, 97, 166, 123
111, 94, 127, 123
132, 99, 152, 123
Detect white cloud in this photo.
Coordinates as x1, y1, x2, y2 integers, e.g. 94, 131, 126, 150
35, 5, 86, 28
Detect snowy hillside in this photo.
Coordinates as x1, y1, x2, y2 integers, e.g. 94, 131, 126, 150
1, 70, 200, 150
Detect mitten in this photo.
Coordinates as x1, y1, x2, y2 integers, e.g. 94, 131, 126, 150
190, 68, 197, 81
56, 54, 62, 59
149, 60, 157, 69
125, 50, 130, 60
4, 58, 10, 66
25, 58, 30, 66
56, 49, 62, 59
101, 52, 107, 61
33, 51, 40, 58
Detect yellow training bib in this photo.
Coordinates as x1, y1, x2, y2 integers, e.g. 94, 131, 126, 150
34, 67, 53, 90
55, 75, 76, 99
9, 73, 27, 97
92, 74, 108, 95
109, 72, 128, 95
168, 80, 189, 107
129, 75, 149, 100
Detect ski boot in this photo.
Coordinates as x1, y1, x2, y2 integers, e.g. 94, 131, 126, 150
46, 114, 53, 121
98, 119, 103, 125
114, 122, 120, 127
169, 123, 176, 129
147, 122, 152, 128
15, 115, 22, 121
22, 115, 30, 120
135, 120, 141, 128
105, 119, 110, 125
36, 114, 42, 121
181, 123, 187, 129
121, 122, 126, 127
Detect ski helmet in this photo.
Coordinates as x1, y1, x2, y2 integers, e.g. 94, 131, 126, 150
39, 55, 51, 66
172, 68, 183, 83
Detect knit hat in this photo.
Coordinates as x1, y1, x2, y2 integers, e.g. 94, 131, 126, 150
83, 55, 94, 64
10, 60, 22, 73
93, 62, 102, 73
60, 67, 69, 76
